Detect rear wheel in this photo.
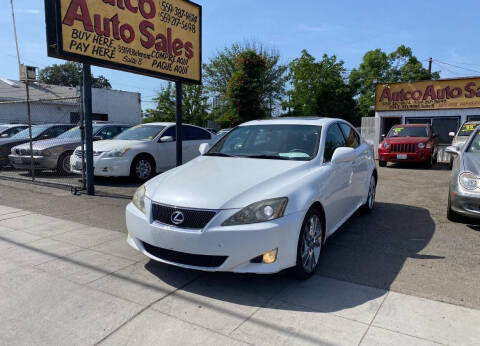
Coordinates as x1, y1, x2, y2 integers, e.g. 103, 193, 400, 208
292, 208, 324, 280
56, 151, 74, 175
379, 160, 387, 167
130, 155, 155, 182
361, 175, 376, 213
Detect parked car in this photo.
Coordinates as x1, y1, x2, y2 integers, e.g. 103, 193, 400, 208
448, 121, 480, 169
0, 124, 28, 138
0, 124, 74, 167
446, 126, 480, 221
9, 123, 130, 174
217, 128, 232, 137
125, 118, 377, 279
70, 123, 218, 181
378, 124, 438, 168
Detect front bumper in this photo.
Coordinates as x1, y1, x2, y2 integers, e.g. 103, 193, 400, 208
125, 201, 304, 274
450, 188, 480, 219
70, 155, 131, 177
378, 149, 432, 163
8, 154, 58, 170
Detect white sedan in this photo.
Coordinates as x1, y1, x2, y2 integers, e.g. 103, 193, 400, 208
126, 118, 377, 279
70, 122, 218, 181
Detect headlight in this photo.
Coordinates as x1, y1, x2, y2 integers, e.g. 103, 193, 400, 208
132, 185, 146, 214
103, 148, 130, 158
418, 143, 425, 149
383, 142, 389, 149
222, 197, 288, 226
459, 172, 479, 190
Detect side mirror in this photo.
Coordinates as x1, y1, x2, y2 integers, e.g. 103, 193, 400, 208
445, 146, 459, 155
93, 136, 102, 141
381, 134, 386, 138
199, 143, 210, 155
160, 136, 174, 143
331, 147, 356, 164
449, 132, 455, 137
0, 133, 8, 138
432, 133, 438, 138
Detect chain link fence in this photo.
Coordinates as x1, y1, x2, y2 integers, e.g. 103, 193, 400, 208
0, 96, 86, 192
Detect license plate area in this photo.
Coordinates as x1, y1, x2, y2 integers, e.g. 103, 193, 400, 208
397, 154, 408, 160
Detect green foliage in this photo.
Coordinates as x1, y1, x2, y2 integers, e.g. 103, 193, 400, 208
144, 83, 209, 126
38, 62, 111, 89
204, 42, 288, 119
227, 50, 268, 123
286, 50, 358, 124
349, 45, 440, 117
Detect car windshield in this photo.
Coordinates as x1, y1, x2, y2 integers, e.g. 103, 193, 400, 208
114, 125, 165, 141
57, 125, 103, 139
388, 126, 428, 138
207, 124, 321, 161
11, 126, 49, 139
466, 132, 480, 153
458, 123, 479, 137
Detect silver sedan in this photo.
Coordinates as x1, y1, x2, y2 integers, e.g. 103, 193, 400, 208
446, 126, 480, 221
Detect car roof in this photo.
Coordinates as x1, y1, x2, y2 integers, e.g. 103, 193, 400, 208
392, 123, 430, 128
240, 117, 345, 126
0, 124, 28, 128
463, 121, 480, 125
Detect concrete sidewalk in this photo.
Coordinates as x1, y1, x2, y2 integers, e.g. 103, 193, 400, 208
0, 205, 479, 346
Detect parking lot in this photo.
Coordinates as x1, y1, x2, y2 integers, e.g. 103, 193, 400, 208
0, 163, 479, 345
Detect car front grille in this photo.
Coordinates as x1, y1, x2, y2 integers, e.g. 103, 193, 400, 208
142, 241, 227, 268
151, 203, 216, 229
390, 143, 416, 153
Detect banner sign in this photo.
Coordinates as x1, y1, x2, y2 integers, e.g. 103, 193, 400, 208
45, 0, 201, 84
375, 77, 480, 111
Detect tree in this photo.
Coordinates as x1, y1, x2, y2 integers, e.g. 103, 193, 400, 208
144, 83, 209, 126
38, 62, 112, 89
286, 50, 358, 124
227, 50, 268, 123
204, 42, 287, 117
349, 45, 440, 117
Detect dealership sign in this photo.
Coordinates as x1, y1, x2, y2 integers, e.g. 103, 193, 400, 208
45, 0, 201, 84
376, 77, 480, 111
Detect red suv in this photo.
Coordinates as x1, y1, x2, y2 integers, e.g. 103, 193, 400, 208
378, 124, 438, 168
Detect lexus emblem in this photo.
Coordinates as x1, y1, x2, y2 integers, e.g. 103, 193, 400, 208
171, 211, 185, 225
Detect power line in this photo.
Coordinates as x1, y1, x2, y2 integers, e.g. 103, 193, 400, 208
433, 59, 480, 75
434, 61, 471, 77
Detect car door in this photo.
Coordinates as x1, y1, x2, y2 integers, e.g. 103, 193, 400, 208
182, 125, 212, 161
322, 123, 354, 234
339, 122, 368, 208
154, 125, 177, 171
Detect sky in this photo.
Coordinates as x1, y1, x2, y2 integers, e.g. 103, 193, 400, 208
1, 0, 480, 111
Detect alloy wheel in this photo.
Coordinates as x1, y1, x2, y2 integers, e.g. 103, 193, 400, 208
62, 155, 72, 174
135, 159, 152, 180
301, 214, 322, 273
367, 176, 376, 209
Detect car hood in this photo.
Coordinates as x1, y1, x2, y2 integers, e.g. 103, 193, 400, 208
461, 153, 480, 175
14, 138, 80, 150
92, 139, 147, 151
385, 137, 429, 144
145, 156, 307, 210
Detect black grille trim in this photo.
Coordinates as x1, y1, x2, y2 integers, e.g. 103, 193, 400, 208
151, 203, 216, 229
390, 143, 416, 153
142, 242, 227, 268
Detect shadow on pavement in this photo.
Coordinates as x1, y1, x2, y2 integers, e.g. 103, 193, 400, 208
387, 162, 450, 170
145, 202, 437, 314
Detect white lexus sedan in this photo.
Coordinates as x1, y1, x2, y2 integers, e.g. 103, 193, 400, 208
126, 118, 377, 279
70, 122, 218, 181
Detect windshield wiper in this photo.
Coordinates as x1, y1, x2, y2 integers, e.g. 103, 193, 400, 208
204, 152, 235, 157
242, 154, 290, 160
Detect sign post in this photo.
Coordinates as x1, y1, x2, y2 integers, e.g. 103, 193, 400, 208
82, 63, 94, 195
175, 81, 183, 166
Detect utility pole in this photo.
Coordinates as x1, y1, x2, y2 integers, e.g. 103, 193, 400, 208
428, 57, 433, 75
25, 79, 34, 181
175, 81, 183, 167
83, 63, 94, 195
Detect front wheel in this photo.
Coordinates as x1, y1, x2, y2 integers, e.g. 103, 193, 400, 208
379, 160, 387, 167
56, 151, 74, 175
292, 208, 324, 280
130, 156, 155, 182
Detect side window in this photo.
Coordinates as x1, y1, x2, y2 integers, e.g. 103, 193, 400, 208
161, 126, 176, 141
97, 126, 121, 140
339, 123, 360, 148
43, 126, 67, 138
6, 127, 25, 136
184, 125, 211, 141
324, 123, 346, 162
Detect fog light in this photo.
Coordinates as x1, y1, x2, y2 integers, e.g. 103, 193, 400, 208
262, 248, 278, 264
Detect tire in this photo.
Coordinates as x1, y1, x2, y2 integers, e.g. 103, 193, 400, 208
425, 154, 433, 169
379, 161, 387, 167
291, 208, 324, 280
56, 151, 74, 175
361, 175, 376, 213
130, 155, 155, 182
447, 192, 462, 222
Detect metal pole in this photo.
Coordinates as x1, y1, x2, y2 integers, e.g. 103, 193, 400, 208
428, 57, 433, 75
9, 0, 21, 67
79, 81, 86, 190
83, 63, 94, 195
25, 80, 35, 181
175, 81, 183, 167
